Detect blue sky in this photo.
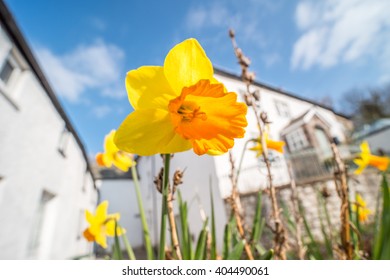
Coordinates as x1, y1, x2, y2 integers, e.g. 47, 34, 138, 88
5, 0, 390, 156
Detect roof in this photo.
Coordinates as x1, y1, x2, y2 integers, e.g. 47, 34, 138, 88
0, 0, 96, 188
280, 106, 331, 135
214, 67, 350, 120
91, 165, 135, 180
352, 118, 390, 140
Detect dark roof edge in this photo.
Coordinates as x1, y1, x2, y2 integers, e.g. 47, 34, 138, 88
214, 67, 351, 120
0, 1, 96, 187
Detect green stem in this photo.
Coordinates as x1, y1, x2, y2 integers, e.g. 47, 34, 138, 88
235, 139, 253, 186
158, 154, 171, 259
131, 165, 154, 260
121, 229, 136, 260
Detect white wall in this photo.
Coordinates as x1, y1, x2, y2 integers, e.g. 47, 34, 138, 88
137, 153, 227, 252
361, 128, 390, 154
97, 179, 145, 249
0, 25, 97, 259
212, 73, 349, 197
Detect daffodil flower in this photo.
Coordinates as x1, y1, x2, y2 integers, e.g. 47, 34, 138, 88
83, 201, 126, 248
114, 38, 247, 156
249, 133, 285, 157
96, 130, 136, 172
354, 141, 389, 174
351, 193, 371, 223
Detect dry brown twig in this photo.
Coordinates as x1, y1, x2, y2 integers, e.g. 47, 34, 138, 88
331, 142, 353, 260
287, 162, 306, 260
228, 151, 254, 260
229, 28, 287, 260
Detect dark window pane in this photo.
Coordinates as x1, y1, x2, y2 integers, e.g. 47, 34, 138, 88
0, 59, 14, 84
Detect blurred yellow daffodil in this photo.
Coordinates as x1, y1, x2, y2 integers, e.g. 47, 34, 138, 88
250, 133, 285, 157
96, 130, 136, 172
351, 193, 371, 223
83, 201, 126, 248
354, 141, 389, 174
114, 38, 247, 156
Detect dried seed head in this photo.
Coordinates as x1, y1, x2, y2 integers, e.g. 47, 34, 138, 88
260, 112, 271, 124
253, 89, 260, 101
245, 71, 256, 83
173, 169, 184, 186
172, 168, 186, 195
229, 29, 235, 38
244, 93, 253, 106
321, 186, 331, 199
154, 168, 163, 194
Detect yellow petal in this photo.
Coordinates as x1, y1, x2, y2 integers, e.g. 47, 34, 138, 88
164, 38, 213, 94
113, 152, 135, 172
126, 66, 176, 110
94, 232, 108, 248
354, 158, 367, 175
105, 130, 119, 154
105, 220, 126, 237
85, 210, 95, 225
356, 194, 367, 208
95, 201, 108, 223
267, 139, 285, 153
115, 109, 192, 156
360, 141, 371, 154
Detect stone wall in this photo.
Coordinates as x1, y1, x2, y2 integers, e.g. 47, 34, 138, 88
225, 171, 382, 246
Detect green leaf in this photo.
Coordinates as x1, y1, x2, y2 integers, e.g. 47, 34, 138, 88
374, 174, 390, 259
316, 191, 333, 258
131, 165, 154, 260
250, 191, 263, 247
121, 233, 136, 260
227, 240, 245, 260
259, 249, 274, 260
112, 221, 123, 260
299, 201, 323, 260
194, 218, 209, 260
210, 183, 217, 260
222, 223, 231, 259
178, 191, 191, 260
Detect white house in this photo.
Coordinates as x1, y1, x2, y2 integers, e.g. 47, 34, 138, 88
210, 69, 352, 197
0, 1, 98, 259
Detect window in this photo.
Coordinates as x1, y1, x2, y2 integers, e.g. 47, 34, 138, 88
82, 170, 89, 192
77, 209, 84, 240
0, 46, 26, 108
0, 50, 23, 89
0, 58, 14, 84
274, 100, 291, 118
286, 127, 309, 152
28, 190, 56, 256
58, 127, 70, 157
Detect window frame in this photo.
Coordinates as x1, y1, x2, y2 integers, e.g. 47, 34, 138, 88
286, 127, 309, 152
274, 100, 291, 118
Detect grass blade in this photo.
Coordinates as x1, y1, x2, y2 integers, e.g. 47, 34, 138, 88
121, 233, 136, 260
250, 191, 263, 248
210, 183, 217, 260
227, 240, 245, 260
194, 218, 209, 260
112, 221, 123, 260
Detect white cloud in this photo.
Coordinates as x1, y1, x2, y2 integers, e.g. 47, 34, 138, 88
262, 52, 281, 67
186, 4, 230, 31
92, 105, 112, 119
184, 1, 278, 49
35, 40, 125, 102
291, 0, 390, 71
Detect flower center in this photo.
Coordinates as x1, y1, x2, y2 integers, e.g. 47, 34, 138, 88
176, 101, 207, 122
